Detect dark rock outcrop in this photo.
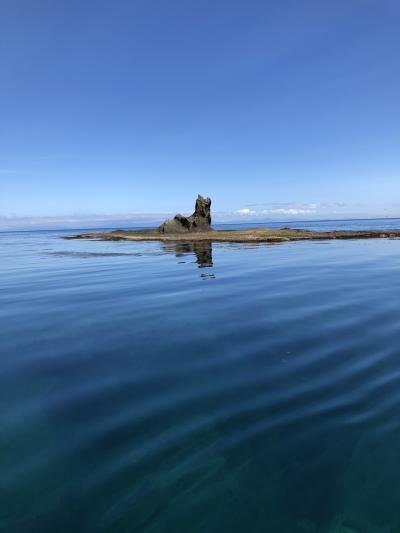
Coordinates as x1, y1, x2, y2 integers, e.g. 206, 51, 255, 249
158, 195, 212, 233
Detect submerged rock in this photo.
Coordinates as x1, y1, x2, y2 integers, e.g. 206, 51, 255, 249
158, 195, 212, 233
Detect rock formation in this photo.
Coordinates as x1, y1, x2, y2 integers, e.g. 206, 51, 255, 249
158, 195, 212, 233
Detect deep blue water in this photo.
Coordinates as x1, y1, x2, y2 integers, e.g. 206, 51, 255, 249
2, 219, 400, 532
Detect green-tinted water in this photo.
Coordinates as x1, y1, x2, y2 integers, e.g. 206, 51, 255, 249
2, 227, 400, 532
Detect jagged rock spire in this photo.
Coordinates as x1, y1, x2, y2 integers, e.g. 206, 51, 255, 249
158, 195, 212, 233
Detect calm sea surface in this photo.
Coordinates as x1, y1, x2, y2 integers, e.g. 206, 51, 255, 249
2, 219, 400, 532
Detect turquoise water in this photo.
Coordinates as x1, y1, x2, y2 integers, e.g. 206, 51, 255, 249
2, 222, 400, 532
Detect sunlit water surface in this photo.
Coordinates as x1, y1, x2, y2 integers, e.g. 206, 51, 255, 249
2, 220, 400, 532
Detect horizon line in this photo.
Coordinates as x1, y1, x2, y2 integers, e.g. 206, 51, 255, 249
2, 215, 400, 234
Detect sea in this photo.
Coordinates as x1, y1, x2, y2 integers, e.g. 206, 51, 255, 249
2, 218, 400, 532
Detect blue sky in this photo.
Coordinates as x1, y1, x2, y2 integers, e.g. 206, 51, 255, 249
1, 0, 400, 226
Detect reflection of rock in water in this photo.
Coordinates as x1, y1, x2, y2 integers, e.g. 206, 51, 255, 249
172, 241, 213, 268
200, 272, 216, 280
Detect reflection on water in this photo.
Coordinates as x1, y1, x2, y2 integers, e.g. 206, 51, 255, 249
200, 272, 216, 280
163, 241, 213, 268
3, 229, 400, 532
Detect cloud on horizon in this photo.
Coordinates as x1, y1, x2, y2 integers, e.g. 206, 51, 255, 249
227, 201, 400, 221
233, 202, 331, 218
0, 213, 170, 231
234, 208, 257, 216
2, 202, 400, 231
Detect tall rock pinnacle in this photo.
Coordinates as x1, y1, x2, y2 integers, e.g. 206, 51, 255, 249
158, 195, 212, 233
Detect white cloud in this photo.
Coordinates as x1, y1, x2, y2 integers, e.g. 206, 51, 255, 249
229, 202, 354, 220
0, 213, 170, 231
234, 208, 257, 216
263, 208, 316, 216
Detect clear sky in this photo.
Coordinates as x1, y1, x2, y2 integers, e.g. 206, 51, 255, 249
1, 0, 400, 225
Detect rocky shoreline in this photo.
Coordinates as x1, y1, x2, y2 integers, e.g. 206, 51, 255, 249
65, 228, 400, 244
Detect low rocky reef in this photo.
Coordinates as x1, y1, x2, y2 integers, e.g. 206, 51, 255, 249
65, 227, 400, 243
65, 195, 400, 244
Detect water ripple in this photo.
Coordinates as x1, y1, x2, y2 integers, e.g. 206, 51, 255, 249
3, 232, 400, 531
